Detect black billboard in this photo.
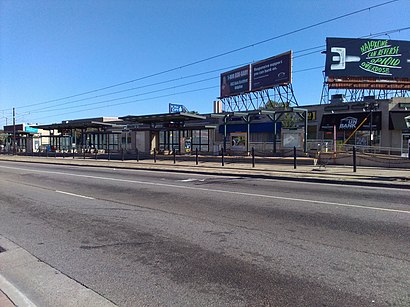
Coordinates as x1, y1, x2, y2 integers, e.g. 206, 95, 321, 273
320, 112, 382, 131
220, 65, 250, 98
251, 51, 292, 91
325, 37, 410, 79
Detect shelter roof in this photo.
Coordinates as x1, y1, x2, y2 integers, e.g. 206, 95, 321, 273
120, 112, 206, 124
35, 118, 124, 130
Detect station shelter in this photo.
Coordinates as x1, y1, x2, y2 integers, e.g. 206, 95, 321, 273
34, 117, 125, 153
119, 112, 216, 154
2, 124, 48, 153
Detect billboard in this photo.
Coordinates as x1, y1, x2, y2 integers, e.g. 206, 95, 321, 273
220, 65, 250, 98
251, 51, 292, 91
325, 37, 410, 79
219, 51, 292, 98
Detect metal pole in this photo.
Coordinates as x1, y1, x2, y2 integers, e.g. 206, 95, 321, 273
369, 110, 373, 147
136, 148, 139, 162
121, 148, 124, 161
195, 148, 198, 165
246, 115, 250, 155
353, 146, 357, 172
221, 150, 224, 166
252, 147, 255, 168
12, 108, 16, 155
173, 149, 176, 164
304, 110, 308, 153
223, 116, 227, 153
154, 148, 156, 163
293, 146, 297, 169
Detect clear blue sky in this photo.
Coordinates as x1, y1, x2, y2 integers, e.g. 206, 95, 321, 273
1, 0, 409, 127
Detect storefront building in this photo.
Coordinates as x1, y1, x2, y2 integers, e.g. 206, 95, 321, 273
304, 97, 410, 155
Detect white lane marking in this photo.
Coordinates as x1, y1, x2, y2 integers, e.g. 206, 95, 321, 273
1, 165, 409, 214
179, 178, 205, 182
55, 190, 94, 200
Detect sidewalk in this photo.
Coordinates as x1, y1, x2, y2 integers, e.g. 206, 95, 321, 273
1, 154, 409, 188
0, 290, 15, 307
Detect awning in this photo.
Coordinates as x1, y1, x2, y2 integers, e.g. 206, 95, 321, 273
389, 111, 410, 130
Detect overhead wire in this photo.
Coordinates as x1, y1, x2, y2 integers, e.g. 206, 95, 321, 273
24, 25, 410, 123
26, 65, 329, 122
17, 25, 410, 118
4, 0, 398, 111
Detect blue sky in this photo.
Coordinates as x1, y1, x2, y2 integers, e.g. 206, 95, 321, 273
1, 0, 409, 126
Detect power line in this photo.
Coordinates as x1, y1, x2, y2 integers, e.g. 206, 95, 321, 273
27, 65, 325, 122
18, 25, 410, 122
15, 25, 410, 116
9, 0, 399, 109
16, 63, 248, 111
30, 85, 220, 121
30, 76, 220, 114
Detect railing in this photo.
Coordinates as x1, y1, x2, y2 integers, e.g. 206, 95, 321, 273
341, 144, 404, 156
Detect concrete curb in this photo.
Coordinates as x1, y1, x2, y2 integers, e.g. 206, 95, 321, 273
0, 236, 117, 307
0, 274, 36, 307
1, 156, 409, 189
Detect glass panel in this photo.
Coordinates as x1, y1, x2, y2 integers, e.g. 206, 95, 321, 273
192, 130, 200, 144
200, 145, 209, 152
159, 131, 165, 144
201, 130, 209, 144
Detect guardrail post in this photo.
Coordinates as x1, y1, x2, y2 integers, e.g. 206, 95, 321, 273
63, 151, 65, 159
136, 148, 139, 162
154, 148, 156, 163
252, 147, 255, 168
195, 148, 198, 165
353, 146, 357, 173
173, 149, 176, 164
293, 146, 297, 169
121, 148, 124, 161
221, 150, 224, 167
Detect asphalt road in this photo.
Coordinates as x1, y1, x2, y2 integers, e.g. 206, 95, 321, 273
0, 161, 409, 306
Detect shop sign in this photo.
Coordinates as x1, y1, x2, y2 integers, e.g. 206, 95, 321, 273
308, 111, 317, 121
320, 112, 382, 131
24, 126, 38, 133
339, 116, 358, 130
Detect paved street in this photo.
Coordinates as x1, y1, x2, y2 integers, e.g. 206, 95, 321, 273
0, 160, 409, 306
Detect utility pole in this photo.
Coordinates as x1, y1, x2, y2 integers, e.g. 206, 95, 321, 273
13, 107, 16, 155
